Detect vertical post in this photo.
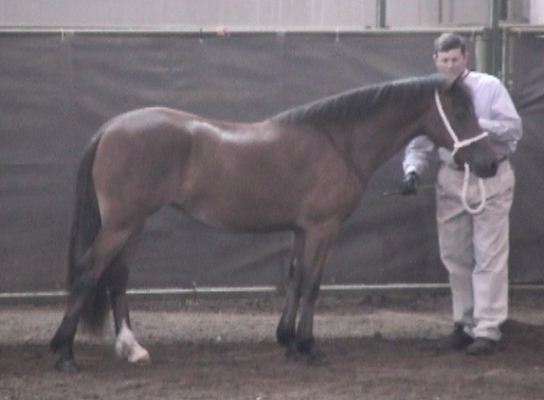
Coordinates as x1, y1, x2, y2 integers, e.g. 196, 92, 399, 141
502, 26, 516, 92
376, 0, 387, 28
489, 0, 502, 78
474, 32, 489, 73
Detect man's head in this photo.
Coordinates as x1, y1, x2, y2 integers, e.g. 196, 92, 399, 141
433, 33, 468, 81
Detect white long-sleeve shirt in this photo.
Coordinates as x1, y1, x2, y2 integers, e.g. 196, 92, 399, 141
403, 70, 523, 175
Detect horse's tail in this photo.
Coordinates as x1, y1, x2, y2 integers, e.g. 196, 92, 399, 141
67, 131, 108, 333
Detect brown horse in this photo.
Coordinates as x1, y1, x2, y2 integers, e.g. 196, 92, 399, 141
50, 74, 498, 371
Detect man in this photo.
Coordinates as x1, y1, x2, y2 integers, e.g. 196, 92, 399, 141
401, 33, 522, 355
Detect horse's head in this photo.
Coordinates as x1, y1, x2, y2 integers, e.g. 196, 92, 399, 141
423, 77, 498, 178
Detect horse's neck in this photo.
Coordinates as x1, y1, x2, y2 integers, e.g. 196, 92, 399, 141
332, 103, 428, 182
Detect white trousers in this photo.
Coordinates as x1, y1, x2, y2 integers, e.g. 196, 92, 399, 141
436, 160, 515, 341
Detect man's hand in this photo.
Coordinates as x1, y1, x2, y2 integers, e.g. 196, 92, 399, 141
400, 172, 419, 195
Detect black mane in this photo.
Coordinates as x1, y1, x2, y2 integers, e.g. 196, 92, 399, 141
275, 74, 449, 125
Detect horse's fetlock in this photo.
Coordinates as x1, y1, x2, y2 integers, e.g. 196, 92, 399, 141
276, 327, 295, 346
50, 334, 65, 352
296, 337, 315, 354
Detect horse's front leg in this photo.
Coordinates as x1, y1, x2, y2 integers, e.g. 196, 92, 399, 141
276, 230, 304, 358
295, 221, 339, 365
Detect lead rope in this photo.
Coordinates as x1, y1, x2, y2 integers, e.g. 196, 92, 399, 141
434, 90, 489, 215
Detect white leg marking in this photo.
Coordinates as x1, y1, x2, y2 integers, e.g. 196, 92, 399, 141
115, 320, 151, 364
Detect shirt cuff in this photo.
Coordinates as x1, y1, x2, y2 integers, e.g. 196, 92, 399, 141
404, 165, 418, 175
478, 118, 495, 132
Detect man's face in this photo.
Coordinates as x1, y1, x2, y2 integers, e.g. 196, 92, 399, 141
433, 48, 468, 80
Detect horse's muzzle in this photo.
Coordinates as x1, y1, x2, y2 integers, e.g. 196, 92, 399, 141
473, 157, 500, 178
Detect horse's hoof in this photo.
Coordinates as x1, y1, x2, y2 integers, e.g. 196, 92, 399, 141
117, 341, 151, 365
55, 358, 79, 373
305, 349, 328, 366
284, 344, 301, 362
128, 350, 151, 365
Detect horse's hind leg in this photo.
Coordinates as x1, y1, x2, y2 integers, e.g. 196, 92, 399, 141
51, 225, 140, 371
277, 230, 304, 357
108, 250, 150, 364
50, 249, 94, 372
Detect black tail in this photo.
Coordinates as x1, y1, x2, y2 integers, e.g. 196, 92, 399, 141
67, 132, 109, 333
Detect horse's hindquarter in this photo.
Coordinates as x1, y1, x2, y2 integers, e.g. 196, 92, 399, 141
93, 108, 199, 225
177, 119, 362, 231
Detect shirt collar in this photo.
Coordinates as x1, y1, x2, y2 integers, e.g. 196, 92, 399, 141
459, 69, 470, 81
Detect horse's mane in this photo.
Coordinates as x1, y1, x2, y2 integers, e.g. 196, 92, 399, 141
274, 74, 451, 125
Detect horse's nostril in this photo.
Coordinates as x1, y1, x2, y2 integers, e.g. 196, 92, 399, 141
490, 160, 498, 175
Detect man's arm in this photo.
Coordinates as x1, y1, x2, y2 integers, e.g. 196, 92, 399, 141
401, 135, 436, 195
403, 135, 435, 176
478, 80, 523, 152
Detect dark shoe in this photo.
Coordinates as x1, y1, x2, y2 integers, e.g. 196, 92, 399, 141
437, 325, 474, 351
465, 337, 497, 356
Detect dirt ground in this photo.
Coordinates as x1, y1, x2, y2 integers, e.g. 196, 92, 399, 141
1, 293, 544, 400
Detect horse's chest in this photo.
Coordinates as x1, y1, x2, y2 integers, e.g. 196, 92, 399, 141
299, 170, 363, 223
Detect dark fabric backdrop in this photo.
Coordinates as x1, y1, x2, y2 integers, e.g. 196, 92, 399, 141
0, 30, 542, 292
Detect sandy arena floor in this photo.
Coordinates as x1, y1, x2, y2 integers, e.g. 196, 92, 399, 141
1, 294, 544, 400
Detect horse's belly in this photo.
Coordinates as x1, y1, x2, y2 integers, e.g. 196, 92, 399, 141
177, 168, 361, 233
179, 182, 301, 232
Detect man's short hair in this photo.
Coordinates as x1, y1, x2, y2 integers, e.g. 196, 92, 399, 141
434, 33, 467, 54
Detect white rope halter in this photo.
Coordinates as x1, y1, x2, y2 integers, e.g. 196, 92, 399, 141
434, 90, 489, 214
